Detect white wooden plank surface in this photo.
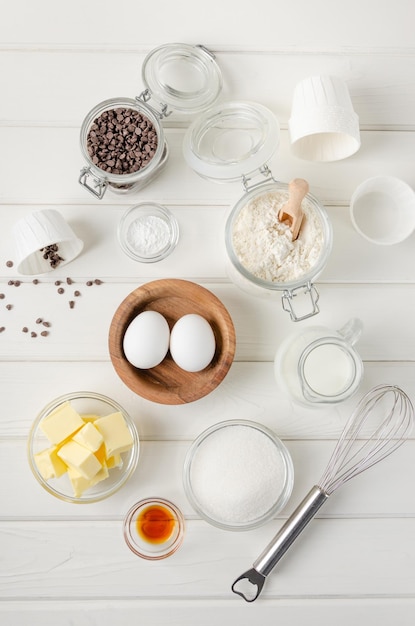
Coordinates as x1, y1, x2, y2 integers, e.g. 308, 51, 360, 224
1, 361, 414, 440
0, 0, 413, 50
1, 201, 415, 283
2, 50, 415, 128
1, 518, 414, 598
0, 280, 414, 361
2, 599, 415, 626
0, 128, 414, 205
2, 0, 415, 622
1, 438, 413, 519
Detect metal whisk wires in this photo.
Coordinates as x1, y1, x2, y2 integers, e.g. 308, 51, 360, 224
232, 384, 414, 602
319, 385, 414, 495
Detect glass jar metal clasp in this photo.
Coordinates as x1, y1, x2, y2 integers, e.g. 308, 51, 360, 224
242, 165, 276, 193
78, 166, 108, 200
137, 89, 172, 120
281, 282, 320, 322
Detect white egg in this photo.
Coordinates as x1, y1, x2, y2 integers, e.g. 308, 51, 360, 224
123, 310, 170, 369
170, 314, 216, 372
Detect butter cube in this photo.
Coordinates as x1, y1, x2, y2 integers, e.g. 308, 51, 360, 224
34, 446, 67, 480
72, 422, 104, 452
94, 412, 134, 458
67, 463, 109, 498
40, 401, 84, 445
107, 453, 123, 469
81, 414, 100, 423
94, 443, 107, 465
57, 440, 102, 480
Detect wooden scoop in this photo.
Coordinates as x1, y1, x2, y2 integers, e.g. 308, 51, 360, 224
278, 178, 309, 240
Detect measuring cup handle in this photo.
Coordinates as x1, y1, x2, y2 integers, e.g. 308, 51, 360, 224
337, 318, 363, 346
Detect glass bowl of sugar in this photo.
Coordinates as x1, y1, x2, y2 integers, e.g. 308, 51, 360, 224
118, 203, 179, 263
183, 420, 294, 531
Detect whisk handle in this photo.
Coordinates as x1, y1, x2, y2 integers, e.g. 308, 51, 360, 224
232, 486, 328, 602
254, 485, 328, 577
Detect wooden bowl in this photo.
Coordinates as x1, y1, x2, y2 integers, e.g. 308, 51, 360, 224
108, 279, 236, 404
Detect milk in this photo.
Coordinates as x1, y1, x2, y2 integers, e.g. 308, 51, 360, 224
274, 320, 364, 406
302, 343, 355, 397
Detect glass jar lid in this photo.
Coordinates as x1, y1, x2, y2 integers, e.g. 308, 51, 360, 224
182, 101, 280, 182
142, 43, 223, 114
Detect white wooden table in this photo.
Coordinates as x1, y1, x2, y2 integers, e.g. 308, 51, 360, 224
1, 1, 415, 623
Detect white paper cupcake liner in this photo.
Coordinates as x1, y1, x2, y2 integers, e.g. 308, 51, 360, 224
289, 75, 360, 161
12, 209, 84, 275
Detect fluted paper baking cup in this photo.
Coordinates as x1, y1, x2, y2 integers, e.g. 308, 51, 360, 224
289, 75, 360, 161
12, 209, 84, 275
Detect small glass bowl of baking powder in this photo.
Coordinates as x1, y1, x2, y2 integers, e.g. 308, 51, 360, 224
118, 203, 179, 263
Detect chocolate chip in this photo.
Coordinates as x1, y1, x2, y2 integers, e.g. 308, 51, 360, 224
36, 318, 43, 324
69, 300, 75, 309
33, 279, 39, 285
0, 293, 4, 299
14, 281, 21, 287
0, 327, 5, 332
55, 280, 61, 286
94, 279, 102, 285
66, 277, 73, 285
31, 331, 37, 338
40, 244, 64, 269
86, 107, 158, 176
6, 304, 12, 310
86, 281, 93, 286
8, 280, 14, 286
6, 260, 13, 267
40, 330, 49, 337
57, 287, 64, 294
42, 321, 51, 327
22, 327, 28, 333
74, 290, 81, 297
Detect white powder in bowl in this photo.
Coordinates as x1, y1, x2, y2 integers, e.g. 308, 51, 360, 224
189, 423, 288, 525
232, 191, 324, 283
126, 214, 171, 256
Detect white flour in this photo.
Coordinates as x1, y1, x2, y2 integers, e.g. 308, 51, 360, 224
126, 215, 170, 256
232, 191, 324, 282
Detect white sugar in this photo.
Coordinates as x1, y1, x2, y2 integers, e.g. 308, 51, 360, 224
190, 424, 287, 524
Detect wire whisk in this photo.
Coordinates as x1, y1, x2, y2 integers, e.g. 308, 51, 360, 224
232, 385, 414, 602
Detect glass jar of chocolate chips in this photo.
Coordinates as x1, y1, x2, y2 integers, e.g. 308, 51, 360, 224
79, 43, 223, 199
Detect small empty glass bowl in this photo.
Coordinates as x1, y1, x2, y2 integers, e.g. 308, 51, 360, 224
27, 391, 140, 504
118, 203, 179, 262
183, 420, 294, 531
123, 497, 185, 560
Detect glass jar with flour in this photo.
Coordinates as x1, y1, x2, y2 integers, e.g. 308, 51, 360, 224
182, 101, 333, 321
274, 318, 364, 406
79, 43, 223, 199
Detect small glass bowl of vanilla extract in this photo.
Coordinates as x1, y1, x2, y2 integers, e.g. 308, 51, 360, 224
123, 497, 185, 560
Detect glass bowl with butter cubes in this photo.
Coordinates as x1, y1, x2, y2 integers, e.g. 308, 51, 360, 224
27, 391, 140, 503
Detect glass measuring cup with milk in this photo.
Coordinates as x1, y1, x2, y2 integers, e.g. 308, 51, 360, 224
274, 318, 364, 406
